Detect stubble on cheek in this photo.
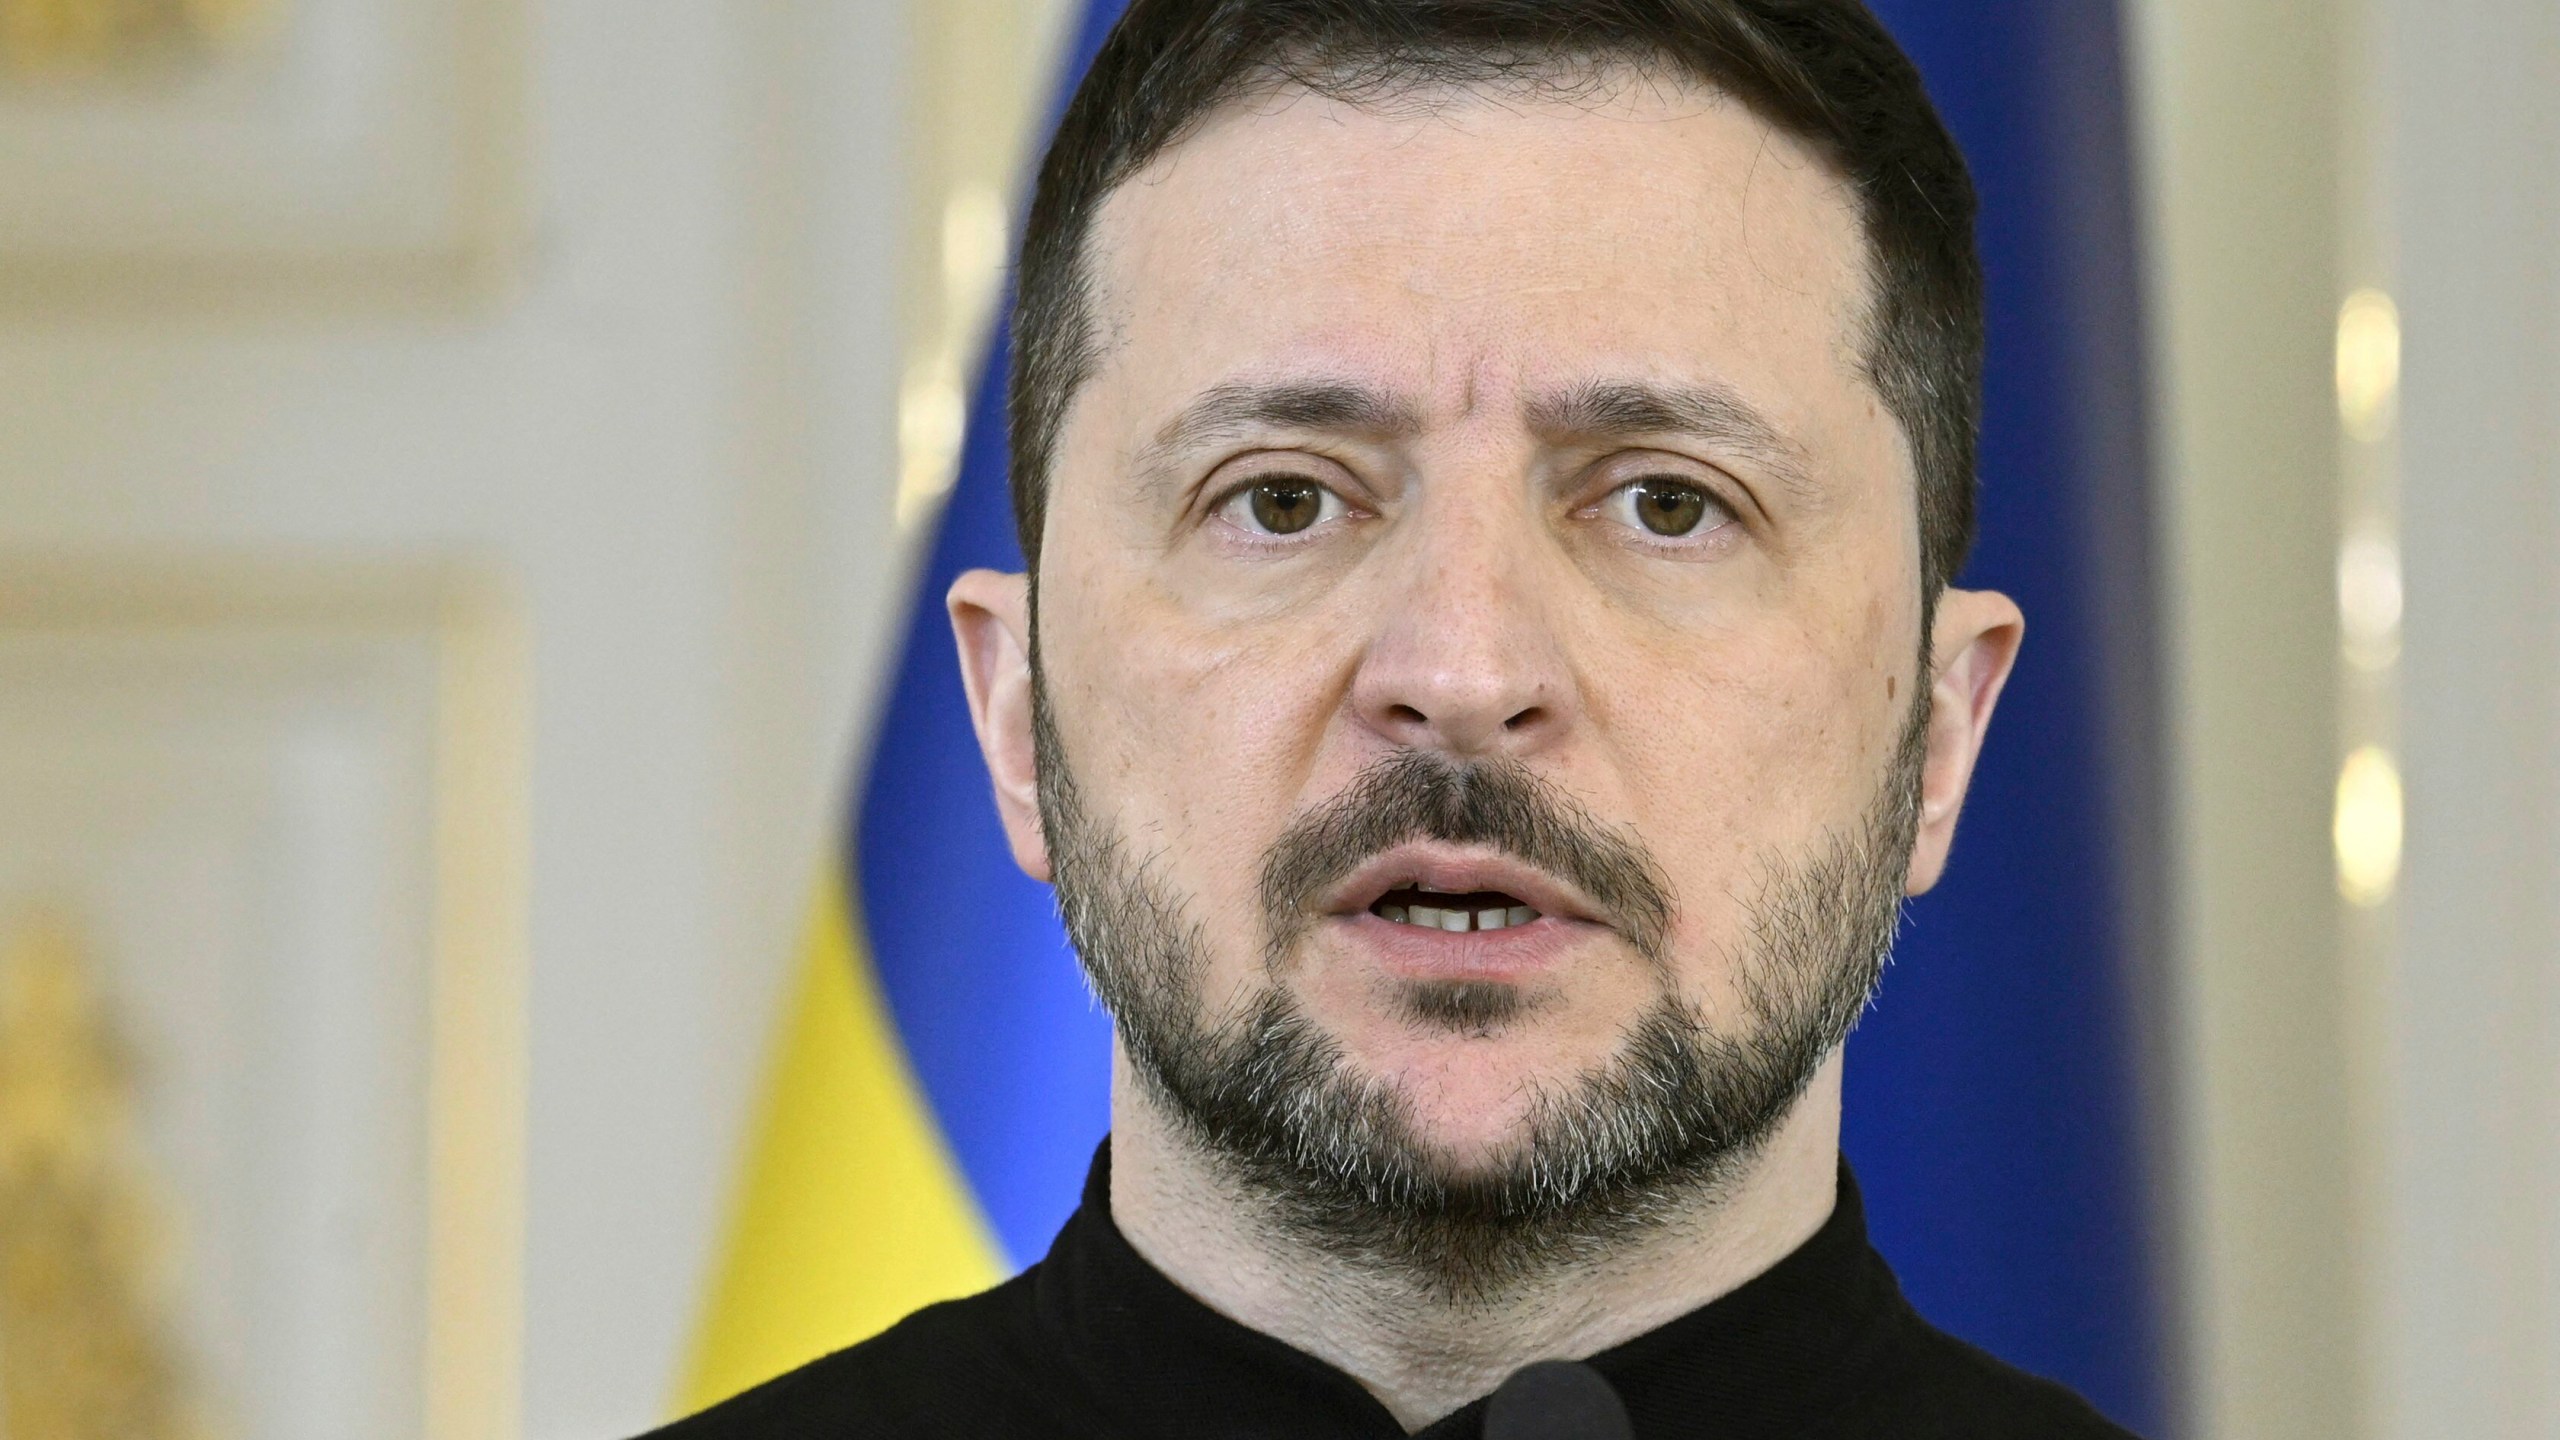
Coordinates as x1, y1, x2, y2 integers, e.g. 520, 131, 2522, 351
1043, 580, 1351, 1006
1582, 607, 1901, 1035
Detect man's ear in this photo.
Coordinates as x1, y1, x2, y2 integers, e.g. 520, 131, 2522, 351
948, 568, 1051, 882
1904, 586, 2026, 895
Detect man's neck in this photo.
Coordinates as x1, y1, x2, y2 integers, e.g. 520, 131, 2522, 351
1107, 1052, 1846, 1433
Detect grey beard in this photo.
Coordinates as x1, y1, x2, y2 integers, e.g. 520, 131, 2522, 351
1034, 669, 1927, 1300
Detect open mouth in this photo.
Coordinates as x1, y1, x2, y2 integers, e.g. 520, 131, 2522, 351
1369, 887, 1542, 933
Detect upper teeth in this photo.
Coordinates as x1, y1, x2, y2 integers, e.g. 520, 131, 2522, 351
1380, 902, 1539, 932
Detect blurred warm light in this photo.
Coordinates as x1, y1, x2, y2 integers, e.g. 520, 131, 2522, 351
897, 372, 968, 528
941, 186, 1008, 307
896, 186, 1012, 531
2337, 531, 2403, 671
2334, 744, 2403, 907
2335, 287, 2401, 444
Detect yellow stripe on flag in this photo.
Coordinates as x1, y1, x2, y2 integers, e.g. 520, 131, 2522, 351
675, 872, 1006, 1415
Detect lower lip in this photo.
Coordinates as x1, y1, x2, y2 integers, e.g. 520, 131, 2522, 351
1333, 910, 1591, 982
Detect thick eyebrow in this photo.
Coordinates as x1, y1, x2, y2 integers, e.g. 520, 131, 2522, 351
1132, 380, 1422, 489
1525, 379, 1820, 503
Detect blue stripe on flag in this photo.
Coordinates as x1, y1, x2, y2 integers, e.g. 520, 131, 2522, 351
854, 312, 1113, 1268
853, 0, 1132, 1269
1846, 2, 2166, 1432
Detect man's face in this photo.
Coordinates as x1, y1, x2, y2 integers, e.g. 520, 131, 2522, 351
955, 78, 2020, 1214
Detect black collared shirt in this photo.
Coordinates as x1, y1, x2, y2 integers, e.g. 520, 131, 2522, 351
651, 1146, 2138, 1438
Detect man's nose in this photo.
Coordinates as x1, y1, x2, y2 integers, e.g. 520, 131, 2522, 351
1348, 504, 1580, 760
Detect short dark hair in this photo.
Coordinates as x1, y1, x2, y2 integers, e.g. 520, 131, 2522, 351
1009, 0, 1981, 599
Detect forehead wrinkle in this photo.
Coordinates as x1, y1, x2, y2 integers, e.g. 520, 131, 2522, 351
1525, 378, 1822, 505
1129, 378, 1425, 495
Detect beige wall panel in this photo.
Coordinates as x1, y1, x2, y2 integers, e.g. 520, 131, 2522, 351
2375, 0, 2560, 1433
0, 0, 924, 1433
0, 568, 522, 1440
2128, 0, 2358, 1435
2141, 0, 2560, 1433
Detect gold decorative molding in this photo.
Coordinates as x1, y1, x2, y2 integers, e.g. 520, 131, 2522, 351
0, 0, 525, 312
0, 0, 277, 78
0, 905, 209, 1440
0, 554, 530, 1440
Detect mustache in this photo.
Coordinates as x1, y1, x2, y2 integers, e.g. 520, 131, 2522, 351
1257, 750, 1676, 963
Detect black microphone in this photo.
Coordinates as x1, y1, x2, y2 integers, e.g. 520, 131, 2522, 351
1482, 1360, 1634, 1440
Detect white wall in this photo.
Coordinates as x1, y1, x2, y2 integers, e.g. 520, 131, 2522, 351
2377, 0, 2560, 1431
2137, 0, 2560, 1434
0, 1, 914, 1434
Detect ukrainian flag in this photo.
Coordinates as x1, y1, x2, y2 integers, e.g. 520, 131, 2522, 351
676, 1, 1128, 1412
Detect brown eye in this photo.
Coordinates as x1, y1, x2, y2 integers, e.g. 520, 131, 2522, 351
1630, 479, 1710, 536
1247, 479, 1325, 535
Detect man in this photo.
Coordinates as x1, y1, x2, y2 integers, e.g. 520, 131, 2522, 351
657, 0, 2131, 1434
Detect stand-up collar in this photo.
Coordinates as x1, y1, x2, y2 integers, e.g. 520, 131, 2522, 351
1031, 1144, 1910, 1438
